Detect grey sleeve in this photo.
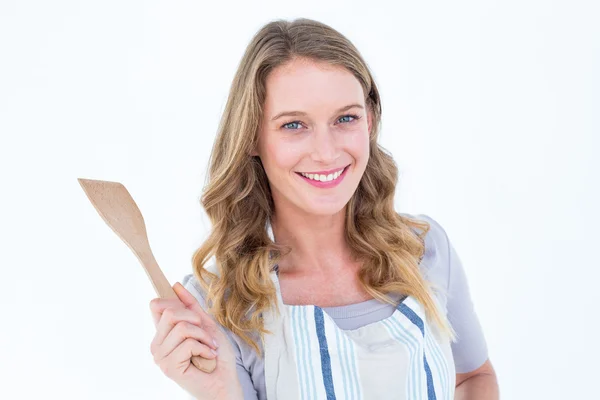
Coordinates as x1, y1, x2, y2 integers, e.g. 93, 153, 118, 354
232, 342, 259, 400
417, 214, 489, 373
181, 274, 259, 400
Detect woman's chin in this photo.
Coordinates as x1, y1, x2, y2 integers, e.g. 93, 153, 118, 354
299, 199, 349, 217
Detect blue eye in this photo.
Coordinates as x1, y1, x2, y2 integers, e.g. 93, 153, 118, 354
338, 114, 359, 124
282, 121, 303, 130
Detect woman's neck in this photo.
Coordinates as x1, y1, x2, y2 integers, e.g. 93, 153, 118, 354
270, 207, 355, 276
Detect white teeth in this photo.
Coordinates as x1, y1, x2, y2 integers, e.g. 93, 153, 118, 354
300, 167, 345, 182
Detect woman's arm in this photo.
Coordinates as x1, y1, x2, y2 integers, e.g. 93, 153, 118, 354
455, 358, 499, 400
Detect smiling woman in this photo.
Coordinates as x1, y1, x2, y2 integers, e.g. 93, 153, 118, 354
148, 17, 498, 400
251, 59, 371, 216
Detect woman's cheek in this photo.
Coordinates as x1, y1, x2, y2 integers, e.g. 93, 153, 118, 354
341, 129, 369, 150
268, 149, 300, 175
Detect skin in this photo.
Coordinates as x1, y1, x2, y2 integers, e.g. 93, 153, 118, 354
456, 359, 500, 399
254, 57, 499, 398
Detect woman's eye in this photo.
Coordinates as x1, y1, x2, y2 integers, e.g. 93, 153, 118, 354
338, 114, 359, 124
282, 121, 303, 130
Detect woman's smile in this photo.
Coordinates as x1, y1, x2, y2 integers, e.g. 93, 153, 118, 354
294, 164, 350, 188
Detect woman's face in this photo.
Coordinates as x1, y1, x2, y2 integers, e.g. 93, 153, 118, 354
254, 58, 372, 217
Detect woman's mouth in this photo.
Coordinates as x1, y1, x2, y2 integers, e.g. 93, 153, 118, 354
294, 164, 350, 188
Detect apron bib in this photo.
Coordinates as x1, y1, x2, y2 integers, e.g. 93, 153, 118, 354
262, 270, 455, 400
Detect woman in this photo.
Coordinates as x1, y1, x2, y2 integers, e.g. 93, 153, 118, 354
149, 18, 499, 400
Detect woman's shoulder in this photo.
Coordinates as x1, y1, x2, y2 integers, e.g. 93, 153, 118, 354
399, 211, 452, 256
399, 212, 449, 250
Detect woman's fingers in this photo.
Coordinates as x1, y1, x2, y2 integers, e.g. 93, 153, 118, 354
157, 338, 216, 379
148, 282, 224, 376
152, 307, 209, 348
149, 297, 185, 327
152, 320, 218, 362
154, 338, 214, 379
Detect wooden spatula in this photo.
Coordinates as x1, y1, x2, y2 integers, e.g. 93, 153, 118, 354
77, 178, 217, 373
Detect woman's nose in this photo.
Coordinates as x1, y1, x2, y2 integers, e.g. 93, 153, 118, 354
311, 127, 340, 164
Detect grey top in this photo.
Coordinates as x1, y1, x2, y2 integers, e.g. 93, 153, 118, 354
182, 213, 488, 400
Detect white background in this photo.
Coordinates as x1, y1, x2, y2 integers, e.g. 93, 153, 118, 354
1, 0, 598, 399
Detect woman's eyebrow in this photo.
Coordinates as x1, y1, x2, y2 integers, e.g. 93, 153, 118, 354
270, 103, 364, 121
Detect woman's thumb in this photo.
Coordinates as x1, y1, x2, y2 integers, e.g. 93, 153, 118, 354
173, 282, 202, 310
172, 282, 216, 327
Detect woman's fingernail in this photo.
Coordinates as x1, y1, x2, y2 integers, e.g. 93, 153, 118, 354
213, 339, 219, 348
211, 349, 218, 356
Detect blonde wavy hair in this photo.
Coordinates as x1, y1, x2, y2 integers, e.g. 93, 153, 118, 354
192, 18, 456, 354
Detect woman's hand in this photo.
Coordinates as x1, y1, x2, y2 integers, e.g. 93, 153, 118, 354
149, 282, 243, 400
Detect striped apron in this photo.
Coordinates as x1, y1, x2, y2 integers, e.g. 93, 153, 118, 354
262, 270, 456, 400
